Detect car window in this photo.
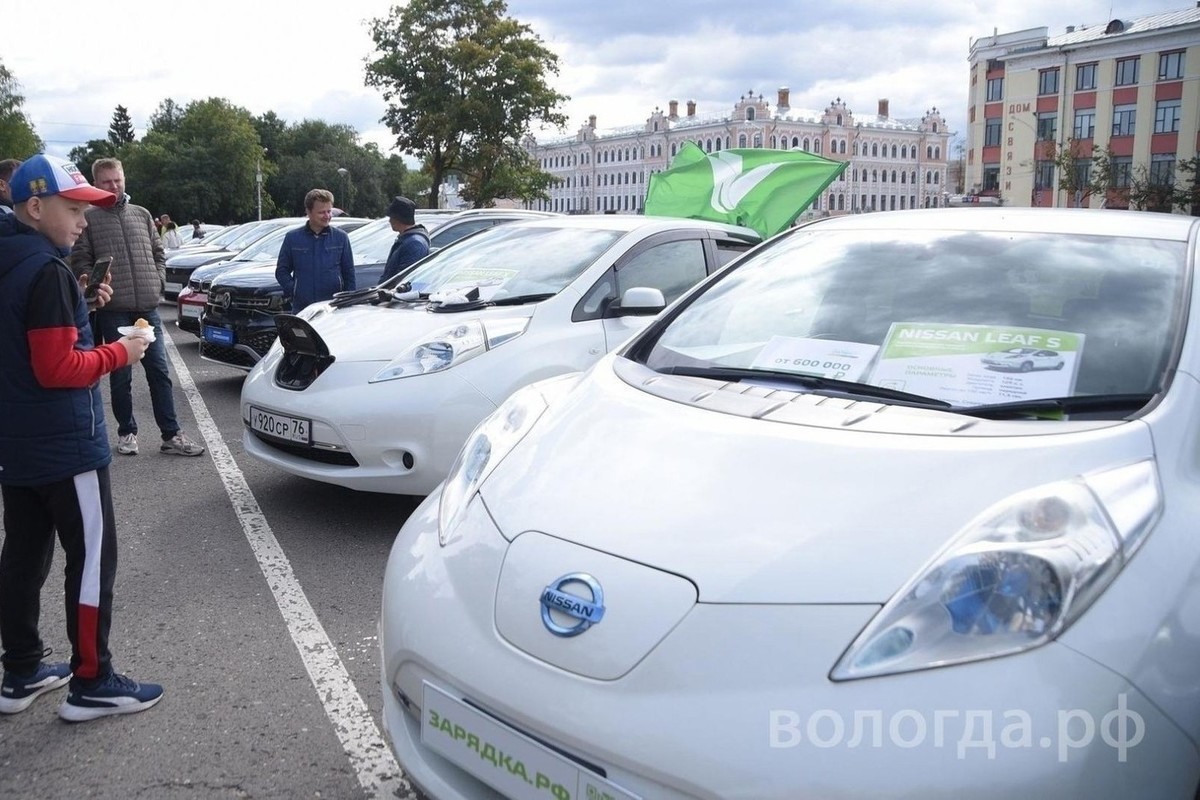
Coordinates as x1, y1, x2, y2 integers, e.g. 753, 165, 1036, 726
349, 219, 401, 265
399, 225, 624, 299
430, 218, 505, 249
643, 228, 1187, 404
615, 239, 707, 305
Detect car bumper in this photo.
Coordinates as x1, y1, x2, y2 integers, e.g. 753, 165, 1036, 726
380, 492, 1200, 800
241, 358, 496, 495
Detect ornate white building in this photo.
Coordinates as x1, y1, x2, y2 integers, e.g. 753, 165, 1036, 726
522, 88, 951, 218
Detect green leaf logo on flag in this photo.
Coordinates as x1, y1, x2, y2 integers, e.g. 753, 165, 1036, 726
644, 143, 848, 238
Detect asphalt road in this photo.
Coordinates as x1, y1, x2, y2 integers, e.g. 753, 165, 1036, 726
0, 304, 427, 799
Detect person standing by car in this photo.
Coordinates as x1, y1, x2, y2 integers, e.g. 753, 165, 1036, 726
379, 196, 430, 282
275, 188, 355, 312
0, 154, 163, 722
160, 217, 182, 250
68, 158, 205, 458
189, 218, 205, 241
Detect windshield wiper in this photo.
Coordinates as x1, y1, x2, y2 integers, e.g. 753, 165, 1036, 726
658, 366, 952, 408
488, 293, 554, 306
954, 393, 1155, 419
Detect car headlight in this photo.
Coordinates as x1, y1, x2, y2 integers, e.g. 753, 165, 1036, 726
438, 384, 548, 545
371, 318, 530, 383
832, 460, 1161, 681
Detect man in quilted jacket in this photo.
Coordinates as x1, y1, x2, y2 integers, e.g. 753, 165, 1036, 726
68, 158, 204, 458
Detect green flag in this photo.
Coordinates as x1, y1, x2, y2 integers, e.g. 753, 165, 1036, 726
644, 143, 848, 238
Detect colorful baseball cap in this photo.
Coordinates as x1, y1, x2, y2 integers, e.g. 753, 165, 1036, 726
10, 154, 116, 207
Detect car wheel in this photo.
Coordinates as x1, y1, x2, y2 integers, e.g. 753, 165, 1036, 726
1020, 361, 1033, 372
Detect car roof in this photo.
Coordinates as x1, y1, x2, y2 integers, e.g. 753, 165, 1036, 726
492, 213, 761, 241
801, 208, 1199, 242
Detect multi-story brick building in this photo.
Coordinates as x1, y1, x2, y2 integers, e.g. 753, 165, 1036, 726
522, 89, 950, 219
966, 5, 1200, 210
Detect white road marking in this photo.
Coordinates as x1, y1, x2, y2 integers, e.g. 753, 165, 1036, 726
162, 331, 410, 798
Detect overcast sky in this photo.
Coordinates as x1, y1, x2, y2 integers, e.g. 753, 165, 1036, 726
5, 0, 1185, 162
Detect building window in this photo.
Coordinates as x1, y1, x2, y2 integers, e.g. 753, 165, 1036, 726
983, 166, 1000, 192
871, 143, 878, 157
891, 145, 897, 158
1158, 51, 1184, 81
1073, 159, 1092, 191
1037, 112, 1058, 141
1115, 58, 1139, 86
986, 77, 1003, 101
1150, 154, 1175, 186
1038, 68, 1060, 95
1155, 99, 1181, 133
738, 134, 747, 147
1112, 156, 1133, 188
1075, 63, 1097, 91
1112, 105, 1136, 137
1073, 109, 1095, 139
746, 107, 756, 121
984, 118, 1001, 146
1035, 160, 1055, 189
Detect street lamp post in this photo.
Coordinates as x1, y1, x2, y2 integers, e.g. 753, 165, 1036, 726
337, 167, 350, 215
256, 155, 263, 221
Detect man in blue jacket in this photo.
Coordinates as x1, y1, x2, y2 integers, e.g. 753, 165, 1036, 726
379, 196, 430, 282
275, 188, 355, 312
0, 154, 163, 722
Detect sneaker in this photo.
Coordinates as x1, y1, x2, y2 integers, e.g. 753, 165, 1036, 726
0, 662, 71, 714
117, 433, 138, 455
160, 432, 205, 456
58, 671, 163, 722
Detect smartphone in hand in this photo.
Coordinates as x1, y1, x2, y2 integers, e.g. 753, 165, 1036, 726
84, 256, 114, 298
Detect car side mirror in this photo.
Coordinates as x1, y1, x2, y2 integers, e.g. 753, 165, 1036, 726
612, 286, 666, 317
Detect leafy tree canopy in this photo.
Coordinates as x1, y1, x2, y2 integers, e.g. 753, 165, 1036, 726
365, 0, 567, 208
0, 59, 43, 159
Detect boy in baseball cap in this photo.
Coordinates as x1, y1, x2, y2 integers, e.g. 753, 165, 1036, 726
0, 154, 163, 721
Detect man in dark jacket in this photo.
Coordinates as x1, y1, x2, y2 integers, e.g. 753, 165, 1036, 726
275, 188, 355, 312
69, 157, 205, 458
0, 154, 163, 722
379, 196, 430, 282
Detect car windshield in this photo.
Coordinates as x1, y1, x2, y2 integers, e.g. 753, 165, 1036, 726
199, 222, 257, 249
640, 228, 1186, 408
349, 218, 401, 265
226, 220, 289, 251
386, 224, 624, 300
233, 227, 290, 262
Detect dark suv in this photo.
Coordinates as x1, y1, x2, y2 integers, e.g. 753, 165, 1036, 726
198, 210, 556, 370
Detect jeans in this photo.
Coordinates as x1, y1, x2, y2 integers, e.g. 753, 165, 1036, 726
92, 308, 180, 441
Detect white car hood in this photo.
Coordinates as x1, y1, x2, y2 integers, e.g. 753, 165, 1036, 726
301, 303, 534, 362
480, 358, 1156, 604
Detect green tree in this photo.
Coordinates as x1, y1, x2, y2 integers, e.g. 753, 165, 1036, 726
148, 98, 183, 136
458, 140, 555, 207
67, 139, 118, 180
1050, 137, 1101, 207
1128, 156, 1200, 215
108, 105, 136, 147
131, 97, 268, 223
0, 59, 43, 158
365, 0, 567, 208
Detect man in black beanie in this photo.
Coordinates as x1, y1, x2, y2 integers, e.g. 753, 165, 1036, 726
380, 196, 430, 282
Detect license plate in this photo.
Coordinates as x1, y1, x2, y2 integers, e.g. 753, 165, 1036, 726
248, 406, 311, 444
421, 682, 640, 800
164, 281, 182, 293
181, 305, 202, 319
203, 325, 234, 346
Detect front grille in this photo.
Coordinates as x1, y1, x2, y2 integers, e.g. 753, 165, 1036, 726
250, 431, 359, 466
245, 329, 279, 357
231, 296, 274, 311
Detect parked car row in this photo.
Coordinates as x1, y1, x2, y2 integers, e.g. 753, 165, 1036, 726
188, 209, 555, 370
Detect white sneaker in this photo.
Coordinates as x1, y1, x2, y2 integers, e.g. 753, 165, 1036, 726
117, 433, 138, 455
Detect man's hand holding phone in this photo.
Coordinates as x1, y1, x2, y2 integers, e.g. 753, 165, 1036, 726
81, 256, 114, 308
